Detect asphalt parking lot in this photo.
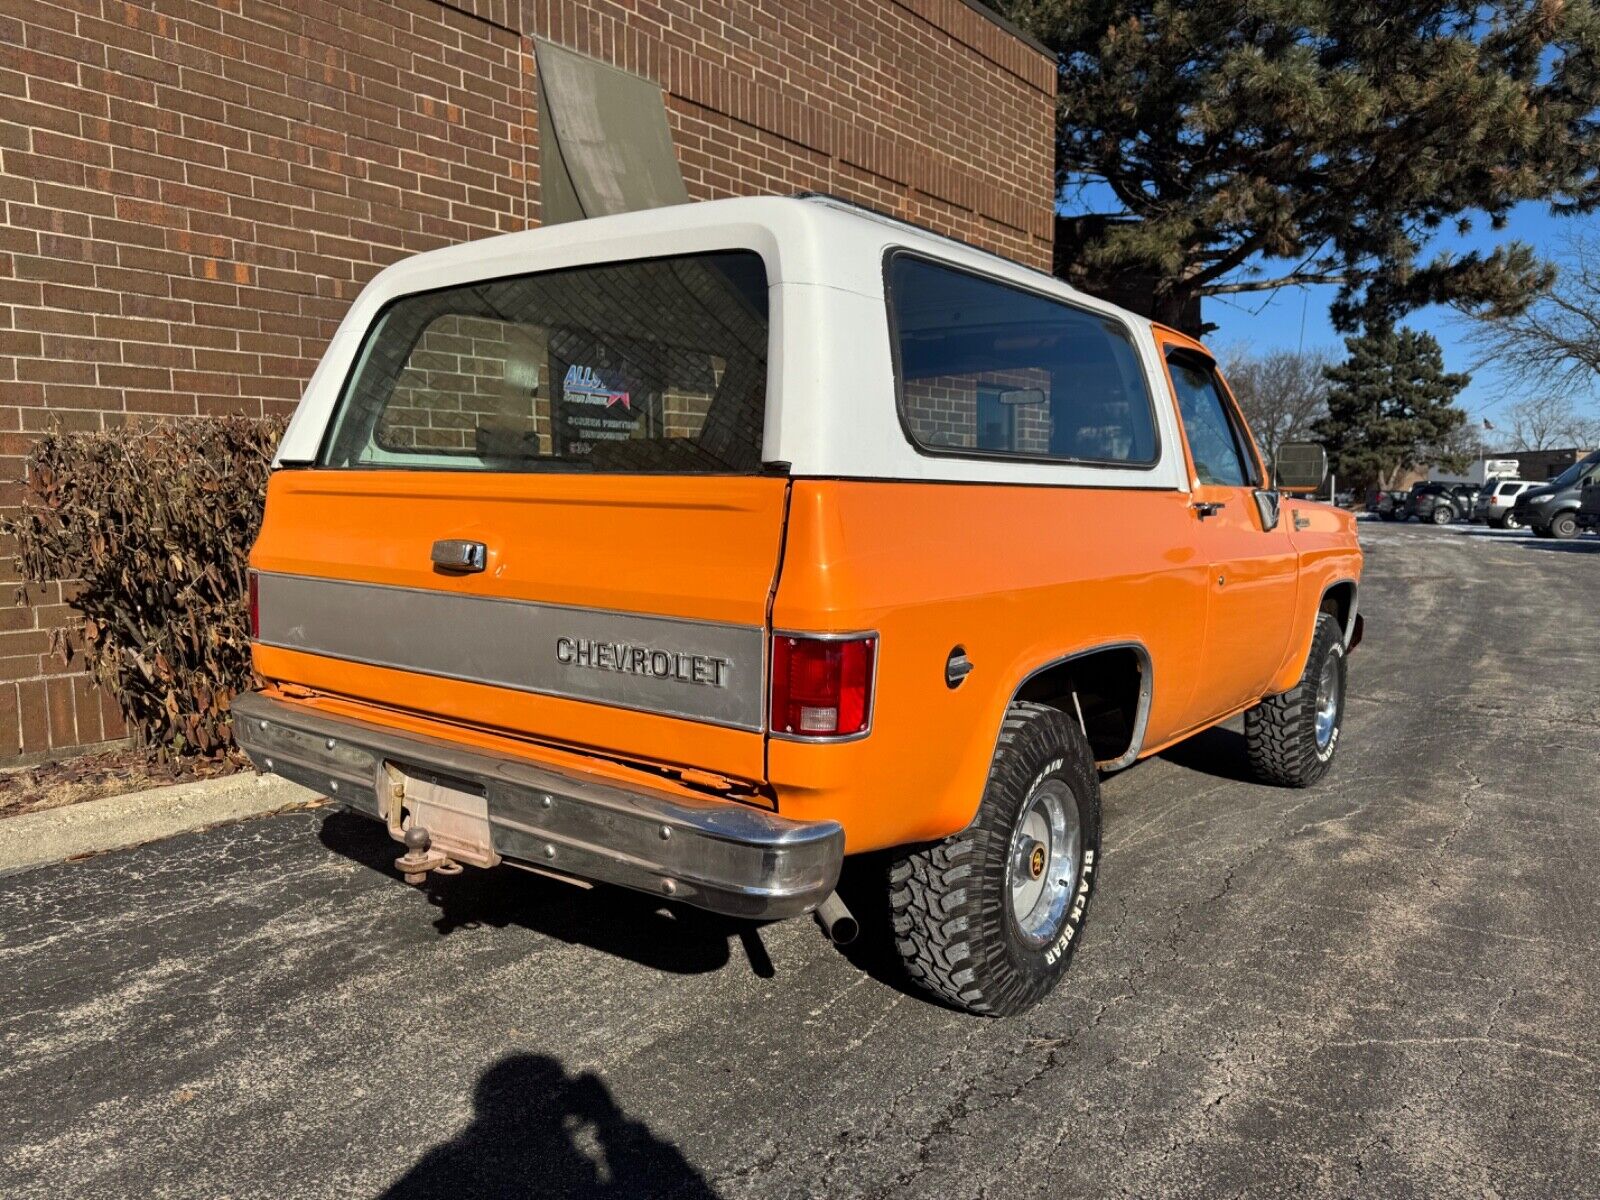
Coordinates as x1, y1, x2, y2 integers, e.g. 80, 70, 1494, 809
3, 518, 1598, 1199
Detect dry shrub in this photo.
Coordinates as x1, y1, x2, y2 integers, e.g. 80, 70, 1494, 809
4, 418, 286, 761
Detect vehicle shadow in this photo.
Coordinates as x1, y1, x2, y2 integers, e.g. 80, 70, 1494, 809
1157, 724, 1257, 784
318, 810, 777, 978
379, 1052, 721, 1200
1520, 537, 1600, 554
826, 850, 970, 1012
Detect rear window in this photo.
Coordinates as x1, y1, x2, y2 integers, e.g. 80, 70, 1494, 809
319, 251, 769, 473
887, 254, 1158, 466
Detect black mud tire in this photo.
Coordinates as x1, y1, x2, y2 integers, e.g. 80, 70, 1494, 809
1549, 511, 1579, 540
1245, 612, 1347, 788
888, 702, 1100, 1017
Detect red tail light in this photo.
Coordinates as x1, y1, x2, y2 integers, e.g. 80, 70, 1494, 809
247, 570, 260, 640
770, 634, 876, 738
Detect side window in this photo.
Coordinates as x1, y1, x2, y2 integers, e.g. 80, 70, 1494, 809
1166, 353, 1258, 487
888, 255, 1159, 465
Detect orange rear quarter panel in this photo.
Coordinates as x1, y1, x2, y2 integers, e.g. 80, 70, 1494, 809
768, 480, 1212, 852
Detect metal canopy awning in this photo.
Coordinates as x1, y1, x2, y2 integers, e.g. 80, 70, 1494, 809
534, 39, 689, 225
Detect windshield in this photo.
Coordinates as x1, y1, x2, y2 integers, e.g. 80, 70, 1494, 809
319, 251, 770, 473
1547, 450, 1600, 490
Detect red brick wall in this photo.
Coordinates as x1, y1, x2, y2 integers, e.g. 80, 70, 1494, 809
0, 0, 1056, 761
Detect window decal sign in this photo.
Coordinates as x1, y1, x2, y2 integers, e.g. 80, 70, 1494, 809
559, 362, 642, 453
564, 364, 631, 411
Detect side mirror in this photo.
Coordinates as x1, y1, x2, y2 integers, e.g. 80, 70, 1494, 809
1275, 441, 1328, 493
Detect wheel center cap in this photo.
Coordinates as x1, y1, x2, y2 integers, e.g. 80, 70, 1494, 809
1028, 841, 1047, 880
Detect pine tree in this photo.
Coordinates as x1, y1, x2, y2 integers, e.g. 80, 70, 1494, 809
1313, 327, 1471, 488
999, 1, 1600, 332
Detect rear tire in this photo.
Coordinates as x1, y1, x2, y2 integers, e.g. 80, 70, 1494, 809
1550, 511, 1579, 540
1246, 612, 1347, 788
1431, 505, 1452, 525
888, 702, 1100, 1016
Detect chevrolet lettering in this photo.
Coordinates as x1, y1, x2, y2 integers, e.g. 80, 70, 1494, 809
237, 196, 1362, 1016
556, 636, 732, 688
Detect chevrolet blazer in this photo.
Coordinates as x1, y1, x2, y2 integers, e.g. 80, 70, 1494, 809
237, 195, 1363, 1016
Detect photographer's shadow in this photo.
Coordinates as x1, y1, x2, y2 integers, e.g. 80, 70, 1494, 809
380, 1053, 720, 1200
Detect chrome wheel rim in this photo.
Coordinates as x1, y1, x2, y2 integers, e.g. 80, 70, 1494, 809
1007, 781, 1081, 947
1314, 653, 1342, 749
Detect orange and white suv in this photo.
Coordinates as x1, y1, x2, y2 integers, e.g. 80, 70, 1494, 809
236, 196, 1362, 1015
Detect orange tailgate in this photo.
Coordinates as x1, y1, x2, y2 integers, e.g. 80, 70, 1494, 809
249, 469, 789, 783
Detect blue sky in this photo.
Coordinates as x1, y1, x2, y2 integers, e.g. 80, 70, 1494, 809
1202, 202, 1600, 427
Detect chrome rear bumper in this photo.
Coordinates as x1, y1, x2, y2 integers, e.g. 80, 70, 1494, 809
232, 692, 843, 920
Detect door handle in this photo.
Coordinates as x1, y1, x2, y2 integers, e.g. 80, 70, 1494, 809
1192, 501, 1226, 519
431, 539, 487, 573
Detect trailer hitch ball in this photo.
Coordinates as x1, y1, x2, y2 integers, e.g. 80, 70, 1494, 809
397, 826, 437, 886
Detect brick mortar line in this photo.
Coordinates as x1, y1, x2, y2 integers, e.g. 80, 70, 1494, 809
889, 0, 1057, 93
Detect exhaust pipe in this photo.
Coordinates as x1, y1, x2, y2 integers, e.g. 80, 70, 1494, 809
813, 891, 859, 945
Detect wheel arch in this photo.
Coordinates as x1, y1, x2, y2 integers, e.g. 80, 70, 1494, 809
1269, 578, 1359, 696
1003, 641, 1153, 773
1320, 579, 1359, 648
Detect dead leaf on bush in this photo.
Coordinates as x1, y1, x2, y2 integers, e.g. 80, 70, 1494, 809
1, 417, 286, 764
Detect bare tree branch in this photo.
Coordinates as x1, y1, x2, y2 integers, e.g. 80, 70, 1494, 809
1204, 272, 1350, 297
1461, 232, 1600, 419
1221, 346, 1334, 463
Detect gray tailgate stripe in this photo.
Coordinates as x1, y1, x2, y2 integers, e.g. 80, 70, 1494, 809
255, 573, 765, 731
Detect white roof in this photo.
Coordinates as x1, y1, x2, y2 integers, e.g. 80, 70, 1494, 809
275, 195, 1187, 490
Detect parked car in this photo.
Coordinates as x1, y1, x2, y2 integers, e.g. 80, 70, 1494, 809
1406, 481, 1476, 524
1578, 475, 1600, 533
233, 195, 1363, 1016
1449, 483, 1481, 520
1373, 488, 1404, 520
1510, 448, 1600, 539
1473, 478, 1537, 528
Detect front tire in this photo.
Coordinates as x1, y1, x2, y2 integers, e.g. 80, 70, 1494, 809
1246, 612, 1347, 787
1431, 505, 1453, 525
889, 702, 1100, 1016
1550, 511, 1579, 540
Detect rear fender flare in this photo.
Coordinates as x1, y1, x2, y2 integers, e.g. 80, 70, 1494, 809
948, 639, 1153, 835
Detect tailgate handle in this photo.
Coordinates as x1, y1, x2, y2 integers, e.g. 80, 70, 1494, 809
431, 539, 487, 574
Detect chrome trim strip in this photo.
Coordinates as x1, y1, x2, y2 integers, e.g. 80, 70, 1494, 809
232, 692, 843, 920
254, 572, 766, 732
